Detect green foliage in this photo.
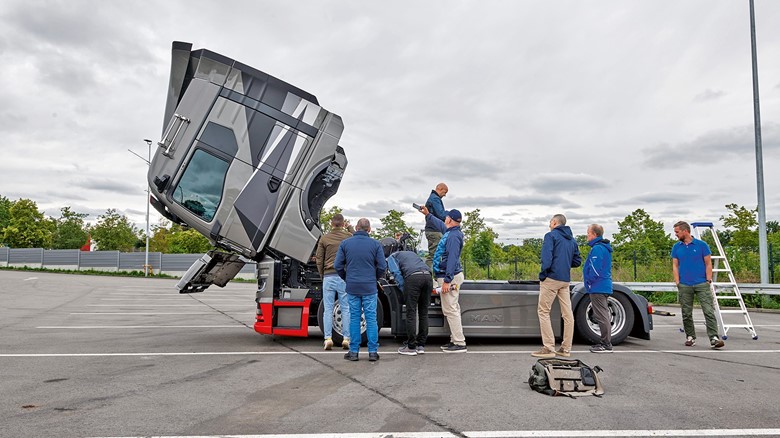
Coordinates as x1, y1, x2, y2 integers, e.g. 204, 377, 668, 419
318, 205, 344, 234
52, 207, 89, 249
91, 209, 139, 252
168, 226, 212, 253
720, 203, 758, 251
461, 209, 487, 243
372, 209, 418, 240
2, 198, 54, 248
0, 195, 12, 242
612, 209, 674, 264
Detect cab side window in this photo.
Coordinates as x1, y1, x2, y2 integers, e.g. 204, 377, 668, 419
173, 149, 229, 222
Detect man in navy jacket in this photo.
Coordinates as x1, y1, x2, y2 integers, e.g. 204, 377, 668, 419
533, 214, 582, 358
419, 205, 467, 353
583, 223, 614, 353
335, 218, 387, 362
424, 183, 449, 269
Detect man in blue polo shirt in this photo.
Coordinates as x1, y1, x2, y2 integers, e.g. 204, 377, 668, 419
671, 221, 724, 349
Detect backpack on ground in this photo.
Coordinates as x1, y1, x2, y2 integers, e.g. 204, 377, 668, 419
528, 358, 604, 398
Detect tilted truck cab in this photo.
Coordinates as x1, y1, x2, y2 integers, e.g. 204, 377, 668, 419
148, 42, 652, 344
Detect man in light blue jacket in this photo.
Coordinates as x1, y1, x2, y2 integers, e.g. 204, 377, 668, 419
583, 224, 614, 353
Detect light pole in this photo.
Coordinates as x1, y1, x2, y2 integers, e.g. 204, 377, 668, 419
749, 0, 768, 284
143, 139, 152, 277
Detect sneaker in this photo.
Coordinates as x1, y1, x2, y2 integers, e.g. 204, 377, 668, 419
442, 344, 467, 353
369, 352, 380, 361
531, 348, 556, 358
440, 342, 455, 350
324, 338, 333, 350
343, 351, 358, 361
398, 345, 418, 356
416, 345, 425, 354
342, 338, 350, 350
685, 336, 696, 347
590, 344, 613, 354
710, 336, 725, 349
555, 348, 571, 358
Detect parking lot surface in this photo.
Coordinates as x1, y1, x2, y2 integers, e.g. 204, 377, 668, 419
2, 270, 780, 438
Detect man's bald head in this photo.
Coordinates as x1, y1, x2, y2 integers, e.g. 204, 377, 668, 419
435, 183, 449, 197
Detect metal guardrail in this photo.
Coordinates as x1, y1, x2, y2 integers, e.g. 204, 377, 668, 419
623, 282, 780, 296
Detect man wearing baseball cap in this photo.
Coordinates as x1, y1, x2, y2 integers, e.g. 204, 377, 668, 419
418, 206, 467, 353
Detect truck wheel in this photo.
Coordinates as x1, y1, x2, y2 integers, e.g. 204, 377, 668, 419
317, 296, 384, 346
574, 293, 635, 345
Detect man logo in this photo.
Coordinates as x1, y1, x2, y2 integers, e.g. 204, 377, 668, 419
471, 314, 503, 323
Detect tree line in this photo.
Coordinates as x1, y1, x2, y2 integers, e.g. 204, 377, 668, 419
0, 196, 210, 253
2, 195, 778, 283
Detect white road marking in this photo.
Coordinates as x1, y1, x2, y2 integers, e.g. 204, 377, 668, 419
36, 325, 246, 329
5, 349, 780, 358
653, 323, 780, 328
23, 277, 38, 281
87, 304, 248, 307
99, 298, 247, 301
70, 312, 225, 315
85, 428, 780, 438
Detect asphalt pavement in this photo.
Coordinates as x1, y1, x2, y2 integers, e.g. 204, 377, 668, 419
2, 270, 780, 438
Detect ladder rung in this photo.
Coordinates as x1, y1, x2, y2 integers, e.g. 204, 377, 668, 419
723, 324, 754, 328
712, 269, 731, 272
711, 256, 727, 260
715, 296, 740, 300
719, 310, 747, 314
713, 282, 736, 286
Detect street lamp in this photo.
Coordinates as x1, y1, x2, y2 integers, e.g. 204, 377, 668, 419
143, 139, 152, 277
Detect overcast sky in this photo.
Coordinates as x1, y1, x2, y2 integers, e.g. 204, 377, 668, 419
1, 0, 778, 242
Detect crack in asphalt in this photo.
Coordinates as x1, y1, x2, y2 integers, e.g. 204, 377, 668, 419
276, 340, 468, 438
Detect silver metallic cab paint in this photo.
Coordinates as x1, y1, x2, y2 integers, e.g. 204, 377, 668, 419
148, 42, 346, 263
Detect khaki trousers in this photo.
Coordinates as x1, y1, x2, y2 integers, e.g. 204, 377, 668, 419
437, 272, 465, 345
538, 278, 574, 351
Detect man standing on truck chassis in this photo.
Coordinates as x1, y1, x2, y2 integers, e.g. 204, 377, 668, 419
419, 205, 467, 353
424, 183, 449, 270
315, 213, 353, 350
533, 214, 582, 359
335, 218, 387, 362
672, 221, 724, 349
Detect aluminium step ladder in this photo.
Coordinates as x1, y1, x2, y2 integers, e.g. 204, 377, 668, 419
691, 222, 758, 340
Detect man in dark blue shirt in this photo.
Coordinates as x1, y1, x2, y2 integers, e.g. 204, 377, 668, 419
335, 218, 387, 361
672, 221, 724, 349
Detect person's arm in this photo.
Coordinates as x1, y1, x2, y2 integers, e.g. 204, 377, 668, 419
672, 258, 680, 285
334, 243, 347, 280
315, 240, 325, 277
375, 244, 388, 280
571, 243, 582, 268
425, 213, 447, 234
704, 254, 713, 284
387, 254, 404, 290
539, 233, 553, 279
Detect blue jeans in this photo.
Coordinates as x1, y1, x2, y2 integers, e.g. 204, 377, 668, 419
322, 275, 350, 339
348, 293, 379, 353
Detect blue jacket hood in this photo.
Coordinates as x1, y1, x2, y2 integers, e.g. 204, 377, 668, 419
588, 236, 613, 253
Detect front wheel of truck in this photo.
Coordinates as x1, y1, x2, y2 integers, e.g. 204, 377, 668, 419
574, 292, 635, 345
318, 296, 384, 346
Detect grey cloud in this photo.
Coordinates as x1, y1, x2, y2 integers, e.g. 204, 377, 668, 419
70, 178, 140, 196
596, 192, 687, 208
642, 123, 780, 169
693, 89, 726, 102
452, 194, 580, 210
528, 173, 608, 193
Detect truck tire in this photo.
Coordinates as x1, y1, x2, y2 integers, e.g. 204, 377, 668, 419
574, 292, 634, 345
318, 296, 384, 346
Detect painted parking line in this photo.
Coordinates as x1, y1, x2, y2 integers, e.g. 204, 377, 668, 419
5, 349, 780, 358
87, 304, 248, 307
653, 323, 780, 328
87, 428, 780, 437
36, 325, 247, 329
70, 312, 233, 315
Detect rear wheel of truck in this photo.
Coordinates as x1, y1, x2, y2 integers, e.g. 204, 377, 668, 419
575, 292, 634, 345
317, 295, 384, 346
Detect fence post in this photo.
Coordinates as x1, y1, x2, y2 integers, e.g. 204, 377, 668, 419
487, 260, 491, 280
514, 257, 518, 280
633, 250, 637, 281
770, 243, 774, 283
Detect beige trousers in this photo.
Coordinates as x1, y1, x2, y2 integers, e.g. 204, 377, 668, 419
437, 272, 466, 345
538, 278, 574, 351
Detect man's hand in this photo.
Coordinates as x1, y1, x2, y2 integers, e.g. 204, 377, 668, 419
420, 206, 430, 215
441, 282, 451, 294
